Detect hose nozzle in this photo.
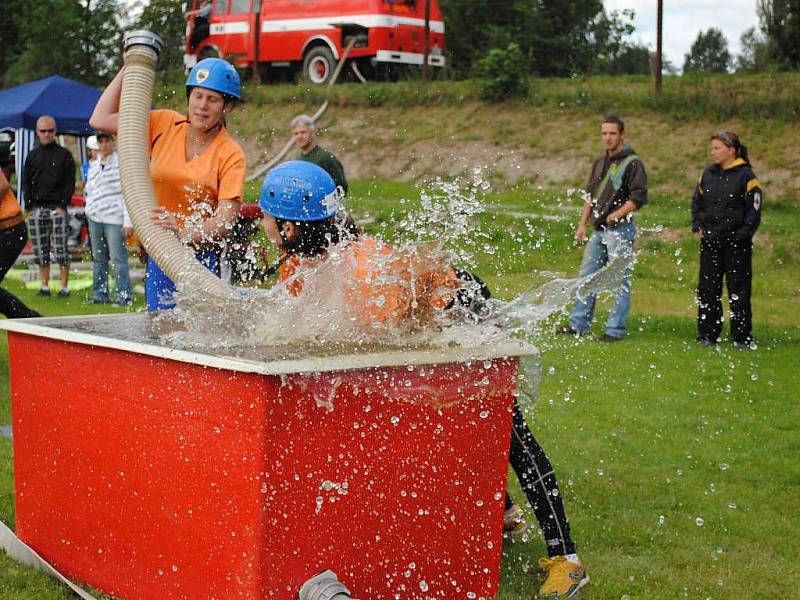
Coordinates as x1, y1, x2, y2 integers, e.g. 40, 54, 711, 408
297, 570, 353, 600
123, 30, 164, 55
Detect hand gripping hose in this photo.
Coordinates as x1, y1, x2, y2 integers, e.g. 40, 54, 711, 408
118, 31, 236, 301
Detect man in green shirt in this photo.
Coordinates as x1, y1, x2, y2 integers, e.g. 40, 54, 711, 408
292, 115, 348, 194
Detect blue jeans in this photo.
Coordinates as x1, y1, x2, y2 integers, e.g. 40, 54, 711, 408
569, 219, 636, 338
88, 218, 132, 304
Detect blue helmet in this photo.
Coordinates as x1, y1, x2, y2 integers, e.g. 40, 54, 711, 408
186, 58, 241, 100
259, 161, 341, 222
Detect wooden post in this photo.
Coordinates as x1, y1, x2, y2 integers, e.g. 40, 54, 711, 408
655, 0, 663, 95
422, 0, 431, 82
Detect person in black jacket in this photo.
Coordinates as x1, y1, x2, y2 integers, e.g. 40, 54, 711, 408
23, 115, 76, 297
691, 131, 762, 348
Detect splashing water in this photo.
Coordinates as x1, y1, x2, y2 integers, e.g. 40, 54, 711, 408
160, 170, 634, 356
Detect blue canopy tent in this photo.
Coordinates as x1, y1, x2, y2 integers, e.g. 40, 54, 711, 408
0, 76, 101, 207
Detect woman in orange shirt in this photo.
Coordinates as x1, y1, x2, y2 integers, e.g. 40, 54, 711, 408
90, 58, 246, 310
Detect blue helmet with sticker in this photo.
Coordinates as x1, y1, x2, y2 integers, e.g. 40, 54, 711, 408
259, 161, 341, 222
186, 58, 241, 100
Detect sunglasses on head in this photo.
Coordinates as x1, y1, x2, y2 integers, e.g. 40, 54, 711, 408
714, 131, 734, 146
38, 128, 55, 133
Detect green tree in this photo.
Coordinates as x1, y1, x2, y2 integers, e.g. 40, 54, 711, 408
591, 9, 651, 75
683, 28, 731, 73
474, 42, 529, 100
2, 0, 124, 87
134, 0, 187, 76
439, 0, 525, 78
737, 26, 773, 72
757, 0, 800, 70
523, 0, 603, 76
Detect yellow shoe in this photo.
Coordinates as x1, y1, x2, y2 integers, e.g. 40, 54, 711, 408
537, 555, 590, 598
503, 504, 529, 537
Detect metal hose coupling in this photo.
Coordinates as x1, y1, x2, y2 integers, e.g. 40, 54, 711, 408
122, 30, 165, 55
297, 570, 353, 600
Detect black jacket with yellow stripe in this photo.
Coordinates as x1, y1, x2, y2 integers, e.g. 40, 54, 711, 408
691, 158, 762, 239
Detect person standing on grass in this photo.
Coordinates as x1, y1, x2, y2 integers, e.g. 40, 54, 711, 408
557, 115, 647, 341
23, 115, 76, 298
83, 132, 133, 306
258, 161, 590, 599
0, 170, 40, 318
292, 115, 348, 194
692, 131, 762, 349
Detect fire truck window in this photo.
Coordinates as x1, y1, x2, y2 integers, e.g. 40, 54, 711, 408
229, 0, 251, 14
212, 0, 227, 16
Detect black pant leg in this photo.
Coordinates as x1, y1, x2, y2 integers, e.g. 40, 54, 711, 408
725, 237, 753, 343
697, 237, 725, 341
0, 222, 39, 318
508, 399, 575, 557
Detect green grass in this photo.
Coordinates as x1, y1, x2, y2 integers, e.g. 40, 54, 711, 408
1, 175, 798, 597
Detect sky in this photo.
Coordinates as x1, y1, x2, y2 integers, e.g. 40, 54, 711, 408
604, 0, 761, 70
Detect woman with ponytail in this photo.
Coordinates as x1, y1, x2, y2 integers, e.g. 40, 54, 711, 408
691, 131, 762, 348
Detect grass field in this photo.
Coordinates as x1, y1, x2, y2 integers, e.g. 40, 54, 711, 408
2, 170, 798, 599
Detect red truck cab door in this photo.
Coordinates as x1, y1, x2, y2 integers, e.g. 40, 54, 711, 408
208, 0, 259, 65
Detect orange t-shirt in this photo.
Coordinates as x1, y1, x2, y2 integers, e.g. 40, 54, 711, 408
148, 109, 245, 220
277, 238, 458, 328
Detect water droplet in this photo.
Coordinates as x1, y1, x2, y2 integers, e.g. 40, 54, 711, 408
727, 503, 737, 510
658, 515, 666, 526
695, 517, 705, 526
419, 580, 429, 592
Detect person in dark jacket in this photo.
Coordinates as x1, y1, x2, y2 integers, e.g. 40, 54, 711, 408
692, 131, 762, 348
23, 115, 76, 297
558, 115, 648, 341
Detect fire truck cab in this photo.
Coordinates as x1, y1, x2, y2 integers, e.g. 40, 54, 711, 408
184, 0, 445, 84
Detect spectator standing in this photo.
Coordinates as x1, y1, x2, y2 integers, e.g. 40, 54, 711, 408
558, 115, 647, 341
0, 170, 40, 318
84, 132, 133, 305
81, 134, 99, 184
292, 115, 348, 194
692, 131, 762, 348
23, 115, 75, 297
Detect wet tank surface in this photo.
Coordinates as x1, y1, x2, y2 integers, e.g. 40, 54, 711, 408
1, 313, 538, 599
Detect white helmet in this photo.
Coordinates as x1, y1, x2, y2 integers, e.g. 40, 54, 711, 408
86, 135, 99, 150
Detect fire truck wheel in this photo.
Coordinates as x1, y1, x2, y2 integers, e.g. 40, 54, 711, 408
302, 46, 335, 85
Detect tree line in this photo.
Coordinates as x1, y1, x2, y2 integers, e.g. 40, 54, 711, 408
0, 0, 798, 89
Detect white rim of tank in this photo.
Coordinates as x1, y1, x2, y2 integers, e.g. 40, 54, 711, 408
0, 314, 538, 376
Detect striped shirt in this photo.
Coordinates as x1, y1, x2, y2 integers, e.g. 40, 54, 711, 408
83, 151, 132, 227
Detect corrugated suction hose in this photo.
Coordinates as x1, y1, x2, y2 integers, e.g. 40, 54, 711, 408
117, 34, 235, 301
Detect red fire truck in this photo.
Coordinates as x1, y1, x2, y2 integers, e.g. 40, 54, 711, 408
184, 0, 445, 84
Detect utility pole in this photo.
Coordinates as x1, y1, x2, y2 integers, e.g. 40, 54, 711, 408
655, 0, 663, 95
422, 0, 431, 82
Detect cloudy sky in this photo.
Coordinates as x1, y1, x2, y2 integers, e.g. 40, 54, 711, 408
604, 0, 761, 70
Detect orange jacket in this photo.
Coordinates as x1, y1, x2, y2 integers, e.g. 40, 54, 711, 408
277, 237, 458, 329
